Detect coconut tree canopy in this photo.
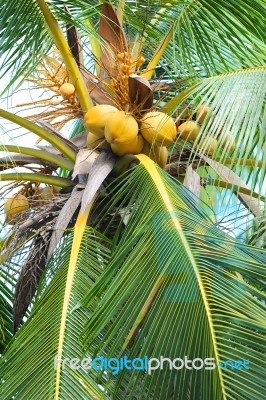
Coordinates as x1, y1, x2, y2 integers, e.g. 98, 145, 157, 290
0, 1, 265, 399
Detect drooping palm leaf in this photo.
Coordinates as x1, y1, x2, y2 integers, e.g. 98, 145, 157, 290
79, 157, 266, 400
0, 229, 111, 399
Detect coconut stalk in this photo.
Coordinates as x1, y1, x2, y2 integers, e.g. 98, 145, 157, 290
0, 145, 74, 170
0, 173, 73, 188
36, 0, 93, 112
0, 109, 77, 162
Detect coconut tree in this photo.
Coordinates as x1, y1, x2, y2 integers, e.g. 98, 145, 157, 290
0, 1, 265, 399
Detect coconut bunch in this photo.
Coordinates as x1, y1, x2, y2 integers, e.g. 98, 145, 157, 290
177, 104, 236, 156
84, 104, 177, 168
81, 5, 235, 167
59, 3, 179, 169
13, 4, 178, 169
82, 18, 179, 167
3, 185, 60, 225
11, 2, 237, 173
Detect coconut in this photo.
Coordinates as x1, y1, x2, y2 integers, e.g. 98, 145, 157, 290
136, 55, 145, 66
153, 146, 168, 168
177, 121, 201, 141
84, 105, 119, 138
105, 111, 138, 144
141, 141, 168, 168
199, 137, 218, 155
196, 104, 210, 124
111, 135, 144, 156
4, 194, 29, 221
59, 83, 75, 99
140, 112, 176, 146
40, 186, 59, 200
220, 132, 236, 154
86, 132, 110, 149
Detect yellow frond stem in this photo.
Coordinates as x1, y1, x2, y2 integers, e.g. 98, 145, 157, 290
0, 108, 77, 162
220, 158, 264, 168
1, 145, 74, 170
36, 0, 93, 112
207, 179, 265, 202
136, 154, 227, 400
122, 274, 165, 350
116, 0, 125, 26
143, 27, 173, 80
0, 173, 73, 188
84, 19, 102, 76
54, 197, 96, 400
160, 85, 198, 115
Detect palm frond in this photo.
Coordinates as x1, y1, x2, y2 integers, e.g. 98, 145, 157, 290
173, 0, 266, 74
80, 159, 266, 400
0, 229, 111, 399
165, 67, 266, 221
0, 272, 14, 353
1, 0, 266, 93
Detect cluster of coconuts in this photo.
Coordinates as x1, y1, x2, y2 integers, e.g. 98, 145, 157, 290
177, 104, 236, 155
4, 186, 59, 225
84, 105, 177, 168
109, 52, 146, 107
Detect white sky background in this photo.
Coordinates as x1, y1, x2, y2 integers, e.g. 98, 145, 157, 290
0, 65, 66, 235
0, 73, 41, 230
0, 74, 51, 147
0, 60, 71, 187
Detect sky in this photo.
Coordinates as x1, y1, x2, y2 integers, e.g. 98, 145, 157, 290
0, 74, 49, 147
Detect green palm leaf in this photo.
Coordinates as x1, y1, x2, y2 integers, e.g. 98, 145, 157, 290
164, 67, 266, 219
80, 157, 266, 399
173, 0, 266, 74
0, 2, 265, 399
0, 271, 13, 353
1, 0, 266, 92
0, 229, 110, 399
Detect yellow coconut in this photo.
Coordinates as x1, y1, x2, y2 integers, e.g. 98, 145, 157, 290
84, 105, 119, 138
136, 55, 145, 66
40, 186, 60, 200
199, 137, 218, 155
59, 83, 75, 99
141, 141, 168, 168
153, 146, 168, 168
111, 135, 144, 156
140, 112, 176, 146
196, 104, 210, 124
4, 194, 29, 221
220, 132, 236, 154
177, 121, 201, 141
86, 132, 110, 149
104, 111, 138, 144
